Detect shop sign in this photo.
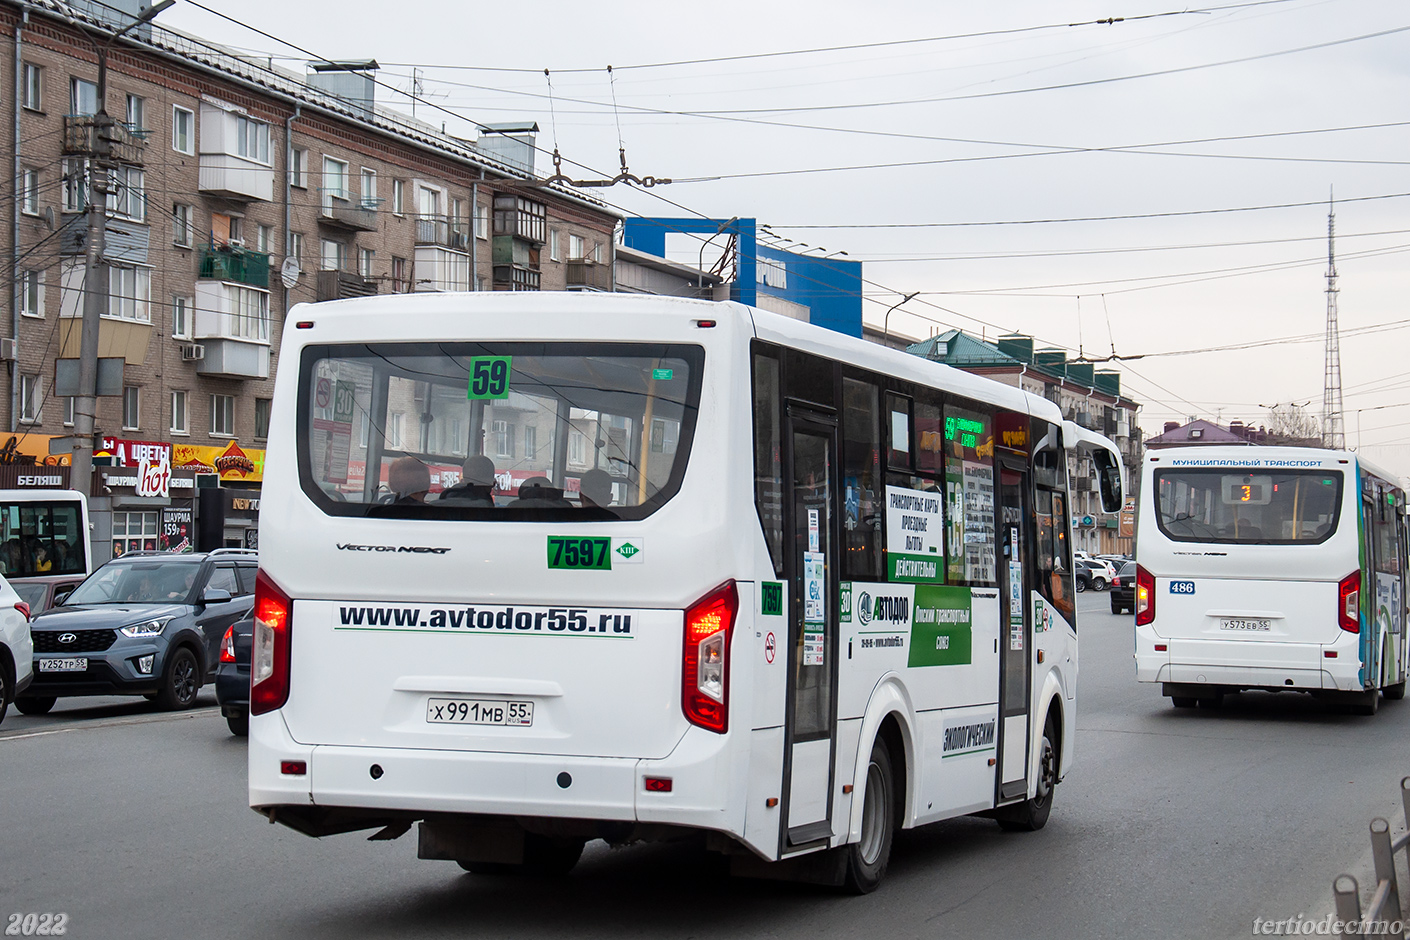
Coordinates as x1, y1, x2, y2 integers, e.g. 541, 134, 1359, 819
173, 441, 265, 482
99, 437, 172, 469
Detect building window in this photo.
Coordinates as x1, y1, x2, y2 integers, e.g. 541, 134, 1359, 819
548, 229, 559, 262
172, 295, 192, 339
61, 158, 88, 212
22, 63, 42, 111
492, 194, 546, 243
568, 429, 587, 466
322, 156, 348, 201
392, 179, 405, 215
125, 94, 144, 130
19, 375, 41, 424
475, 202, 488, 240
257, 224, 272, 254
476, 275, 488, 292
173, 203, 193, 247
320, 239, 346, 272
388, 412, 404, 449
172, 105, 194, 154
111, 510, 159, 556
359, 248, 374, 278
524, 425, 537, 459
170, 390, 188, 435
21, 169, 39, 215
70, 77, 97, 116
107, 165, 145, 221
290, 147, 307, 188
493, 420, 514, 458
254, 398, 271, 440
360, 168, 377, 207
20, 270, 43, 318
63, 397, 74, 427
568, 234, 584, 260
228, 286, 270, 341
122, 385, 140, 430
288, 232, 304, 270
451, 197, 465, 235
211, 394, 235, 437
593, 242, 603, 264
234, 114, 271, 164
107, 265, 152, 322
391, 256, 407, 292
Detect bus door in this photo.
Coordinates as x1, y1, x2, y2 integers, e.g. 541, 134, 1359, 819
996, 458, 1032, 802
780, 407, 839, 848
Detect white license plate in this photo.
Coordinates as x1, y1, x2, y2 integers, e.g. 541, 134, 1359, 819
39, 657, 87, 672
426, 697, 533, 727
1220, 619, 1271, 632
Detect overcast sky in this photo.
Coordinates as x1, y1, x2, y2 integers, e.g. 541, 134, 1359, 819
167, 0, 1410, 474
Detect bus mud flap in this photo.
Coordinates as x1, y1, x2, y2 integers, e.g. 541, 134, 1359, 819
730, 847, 846, 886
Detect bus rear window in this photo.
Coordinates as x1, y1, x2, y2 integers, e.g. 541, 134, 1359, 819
1155, 470, 1343, 545
297, 342, 702, 521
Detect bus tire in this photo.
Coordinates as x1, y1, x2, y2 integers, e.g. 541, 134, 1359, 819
996, 717, 1057, 833
1352, 689, 1381, 717
844, 737, 896, 895
1170, 696, 1197, 708
1385, 682, 1407, 701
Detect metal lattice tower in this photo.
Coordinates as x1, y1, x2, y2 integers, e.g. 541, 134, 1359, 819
1322, 190, 1345, 449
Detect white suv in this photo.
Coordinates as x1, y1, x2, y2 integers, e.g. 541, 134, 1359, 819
0, 573, 33, 725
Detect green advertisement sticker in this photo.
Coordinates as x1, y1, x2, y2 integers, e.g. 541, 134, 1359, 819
887, 552, 943, 584
652, 368, 674, 381
907, 584, 973, 667
467, 356, 512, 400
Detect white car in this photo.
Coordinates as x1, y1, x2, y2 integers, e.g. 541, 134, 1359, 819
1074, 554, 1116, 589
0, 573, 33, 725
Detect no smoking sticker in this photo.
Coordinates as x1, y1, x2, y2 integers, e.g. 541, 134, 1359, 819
764, 632, 776, 664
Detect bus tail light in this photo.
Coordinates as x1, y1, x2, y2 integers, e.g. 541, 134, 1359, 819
1135, 565, 1156, 626
251, 570, 292, 715
1339, 571, 1361, 633
682, 581, 737, 734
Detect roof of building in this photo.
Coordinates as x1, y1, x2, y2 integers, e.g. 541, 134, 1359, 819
903, 329, 1135, 407
1144, 419, 1250, 447
15, 0, 619, 217
907, 330, 1020, 367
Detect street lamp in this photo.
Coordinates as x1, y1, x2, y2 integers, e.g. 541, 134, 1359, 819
882, 291, 920, 347
67, 0, 174, 498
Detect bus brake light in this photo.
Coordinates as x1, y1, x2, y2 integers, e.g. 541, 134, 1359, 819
682, 581, 737, 734
1135, 565, 1156, 626
251, 569, 293, 715
1338, 571, 1360, 633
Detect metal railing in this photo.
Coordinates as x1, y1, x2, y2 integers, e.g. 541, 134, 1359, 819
1332, 777, 1410, 938
415, 216, 470, 249
198, 243, 271, 288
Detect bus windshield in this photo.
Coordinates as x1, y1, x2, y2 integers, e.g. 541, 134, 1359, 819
1155, 469, 1343, 545
298, 342, 702, 521
0, 499, 87, 577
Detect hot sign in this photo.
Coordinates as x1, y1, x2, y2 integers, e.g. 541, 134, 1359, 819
136, 459, 171, 498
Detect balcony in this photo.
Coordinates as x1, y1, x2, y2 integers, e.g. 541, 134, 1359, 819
62, 115, 147, 165
319, 191, 379, 232
198, 244, 270, 289
413, 246, 470, 292
415, 215, 470, 250
198, 154, 274, 201
317, 270, 379, 301
493, 265, 541, 291
193, 280, 271, 380
566, 259, 611, 291
492, 193, 546, 244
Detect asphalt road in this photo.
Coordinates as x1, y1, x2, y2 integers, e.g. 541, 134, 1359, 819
2, 593, 1405, 940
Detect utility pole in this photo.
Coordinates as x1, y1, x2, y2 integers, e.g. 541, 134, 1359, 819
67, 1, 173, 496
1321, 189, 1345, 449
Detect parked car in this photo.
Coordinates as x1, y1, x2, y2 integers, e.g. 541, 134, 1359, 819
1110, 561, 1137, 614
1074, 561, 1094, 593
11, 574, 87, 616
0, 573, 32, 725
215, 616, 252, 736
16, 549, 257, 715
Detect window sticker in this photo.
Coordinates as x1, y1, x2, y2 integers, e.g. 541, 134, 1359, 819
466, 356, 512, 400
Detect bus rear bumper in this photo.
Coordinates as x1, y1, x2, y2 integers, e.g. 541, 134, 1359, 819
1135, 630, 1362, 692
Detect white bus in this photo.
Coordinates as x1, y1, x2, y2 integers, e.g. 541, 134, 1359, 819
0, 489, 91, 581
1134, 445, 1406, 716
249, 293, 1123, 891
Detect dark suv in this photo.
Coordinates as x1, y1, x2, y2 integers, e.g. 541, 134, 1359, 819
16, 549, 258, 715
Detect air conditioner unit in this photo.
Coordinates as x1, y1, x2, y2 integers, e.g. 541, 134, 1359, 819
226, 238, 244, 248
181, 344, 206, 361
0, 338, 16, 361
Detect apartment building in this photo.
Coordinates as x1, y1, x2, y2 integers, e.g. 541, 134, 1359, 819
0, 0, 618, 554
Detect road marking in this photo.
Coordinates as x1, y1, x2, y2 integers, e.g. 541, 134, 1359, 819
0, 707, 217, 742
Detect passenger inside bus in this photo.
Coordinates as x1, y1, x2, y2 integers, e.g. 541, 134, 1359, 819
508, 476, 570, 508
388, 456, 432, 504
438, 455, 496, 507
578, 469, 613, 508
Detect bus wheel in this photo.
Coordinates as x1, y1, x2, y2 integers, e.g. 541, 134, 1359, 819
1385, 682, 1407, 701
1170, 697, 1197, 708
844, 737, 896, 894
996, 718, 1056, 833
1352, 690, 1381, 717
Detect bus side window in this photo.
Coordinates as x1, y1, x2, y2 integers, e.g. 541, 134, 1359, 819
752, 348, 785, 578
887, 394, 912, 471
842, 376, 883, 581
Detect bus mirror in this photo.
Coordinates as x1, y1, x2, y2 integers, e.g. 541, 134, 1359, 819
1094, 449, 1124, 514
